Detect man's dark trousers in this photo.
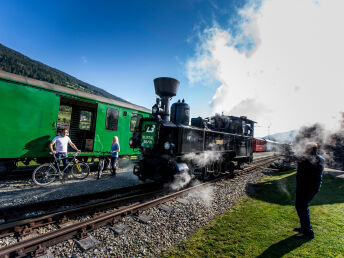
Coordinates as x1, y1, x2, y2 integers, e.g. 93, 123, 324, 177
56, 153, 68, 171
295, 187, 318, 236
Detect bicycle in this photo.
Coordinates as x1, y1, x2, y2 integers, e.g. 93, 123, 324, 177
96, 151, 113, 179
32, 152, 90, 186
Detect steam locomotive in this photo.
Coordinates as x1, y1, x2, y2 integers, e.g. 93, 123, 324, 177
129, 77, 255, 182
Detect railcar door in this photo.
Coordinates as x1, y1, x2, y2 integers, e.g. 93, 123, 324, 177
57, 96, 97, 152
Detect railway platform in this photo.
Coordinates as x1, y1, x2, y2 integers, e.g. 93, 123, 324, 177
0, 170, 147, 209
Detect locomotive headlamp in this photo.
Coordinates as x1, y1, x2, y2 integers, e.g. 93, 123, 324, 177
129, 138, 133, 146
164, 142, 171, 150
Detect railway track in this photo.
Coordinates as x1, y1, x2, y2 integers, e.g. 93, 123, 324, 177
0, 181, 161, 225
0, 155, 280, 257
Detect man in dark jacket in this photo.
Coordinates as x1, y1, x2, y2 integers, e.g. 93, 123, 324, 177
294, 142, 324, 239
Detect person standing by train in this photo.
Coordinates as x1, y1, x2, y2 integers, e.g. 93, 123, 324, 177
49, 129, 80, 172
294, 142, 324, 239
110, 136, 120, 176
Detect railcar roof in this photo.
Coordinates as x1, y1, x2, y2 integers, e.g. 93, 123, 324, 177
0, 70, 151, 113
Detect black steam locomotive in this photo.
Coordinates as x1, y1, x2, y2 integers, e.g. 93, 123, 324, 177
129, 77, 255, 181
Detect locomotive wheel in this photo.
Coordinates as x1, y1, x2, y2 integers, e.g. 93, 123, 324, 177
202, 165, 212, 180
188, 164, 203, 179
213, 163, 221, 178
237, 162, 244, 170
228, 161, 235, 178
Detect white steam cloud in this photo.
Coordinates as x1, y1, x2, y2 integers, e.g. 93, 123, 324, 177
168, 170, 192, 191
187, 0, 344, 136
183, 150, 222, 167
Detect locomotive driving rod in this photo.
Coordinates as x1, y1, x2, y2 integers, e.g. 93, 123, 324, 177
0, 156, 280, 257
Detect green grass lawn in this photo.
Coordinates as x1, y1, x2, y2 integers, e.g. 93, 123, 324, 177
165, 171, 344, 257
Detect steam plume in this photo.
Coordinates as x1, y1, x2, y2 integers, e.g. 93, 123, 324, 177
187, 0, 344, 136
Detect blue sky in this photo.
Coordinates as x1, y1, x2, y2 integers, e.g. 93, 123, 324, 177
0, 0, 246, 115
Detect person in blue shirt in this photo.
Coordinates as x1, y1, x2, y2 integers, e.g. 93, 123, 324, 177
294, 142, 324, 239
110, 136, 120, 176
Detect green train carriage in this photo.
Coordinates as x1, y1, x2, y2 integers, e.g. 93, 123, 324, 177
0, 70, 150, 175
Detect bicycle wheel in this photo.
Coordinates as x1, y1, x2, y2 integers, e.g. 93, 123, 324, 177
32, 164, 57, 186
98, 158, 105, 172
97, 158, 105, 179
72, 162, 90, 179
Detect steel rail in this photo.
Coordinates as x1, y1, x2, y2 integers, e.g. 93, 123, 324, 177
0, 183, 163, 238
0, 155, 279, 257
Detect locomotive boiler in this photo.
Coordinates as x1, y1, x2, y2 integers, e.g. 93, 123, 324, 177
129, 77, 255, 182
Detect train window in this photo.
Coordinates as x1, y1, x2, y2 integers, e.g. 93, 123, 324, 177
57, 105, 72, 131
106, 108, 119, 131
79, 111, 92, 130
130, 113, 143, 132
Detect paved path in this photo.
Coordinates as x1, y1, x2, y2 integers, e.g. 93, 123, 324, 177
0, 170, 146, 208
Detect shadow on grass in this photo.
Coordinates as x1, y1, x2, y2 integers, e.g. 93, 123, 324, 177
257, 235, 311, 257
246, 171, 344, 206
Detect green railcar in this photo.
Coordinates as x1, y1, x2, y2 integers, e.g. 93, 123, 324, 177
0, 70, 150, 175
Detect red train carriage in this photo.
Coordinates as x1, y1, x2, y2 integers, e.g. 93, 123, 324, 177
253, 138, 266, 152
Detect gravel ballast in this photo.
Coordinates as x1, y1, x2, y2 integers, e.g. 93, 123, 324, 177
45, 168, 268, 257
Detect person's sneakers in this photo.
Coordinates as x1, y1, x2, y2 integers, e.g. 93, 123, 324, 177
293, 227, 302, 232
296, 232, 314, 239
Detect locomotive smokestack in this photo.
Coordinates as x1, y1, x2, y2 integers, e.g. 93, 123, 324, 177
153, 77, 179, 121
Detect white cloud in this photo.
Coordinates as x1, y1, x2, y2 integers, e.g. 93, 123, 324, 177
187, 0, 344, 136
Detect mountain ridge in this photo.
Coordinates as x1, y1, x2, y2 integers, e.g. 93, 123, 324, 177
263, 129, 299, 143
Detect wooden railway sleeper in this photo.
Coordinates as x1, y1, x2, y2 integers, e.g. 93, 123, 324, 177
111, 217, 120, 225
78, 228, 89, 240
59, 215, 69, 224
0, 229, 13, 238
14, 226, 24, 234
88, 223, 95, 231
93, 210, 104, 217
19, 225, 35, 238
15, 248, 25, 257
35, 217, 55, 228
32, 245, 46, 257
29, 222, 36, 228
